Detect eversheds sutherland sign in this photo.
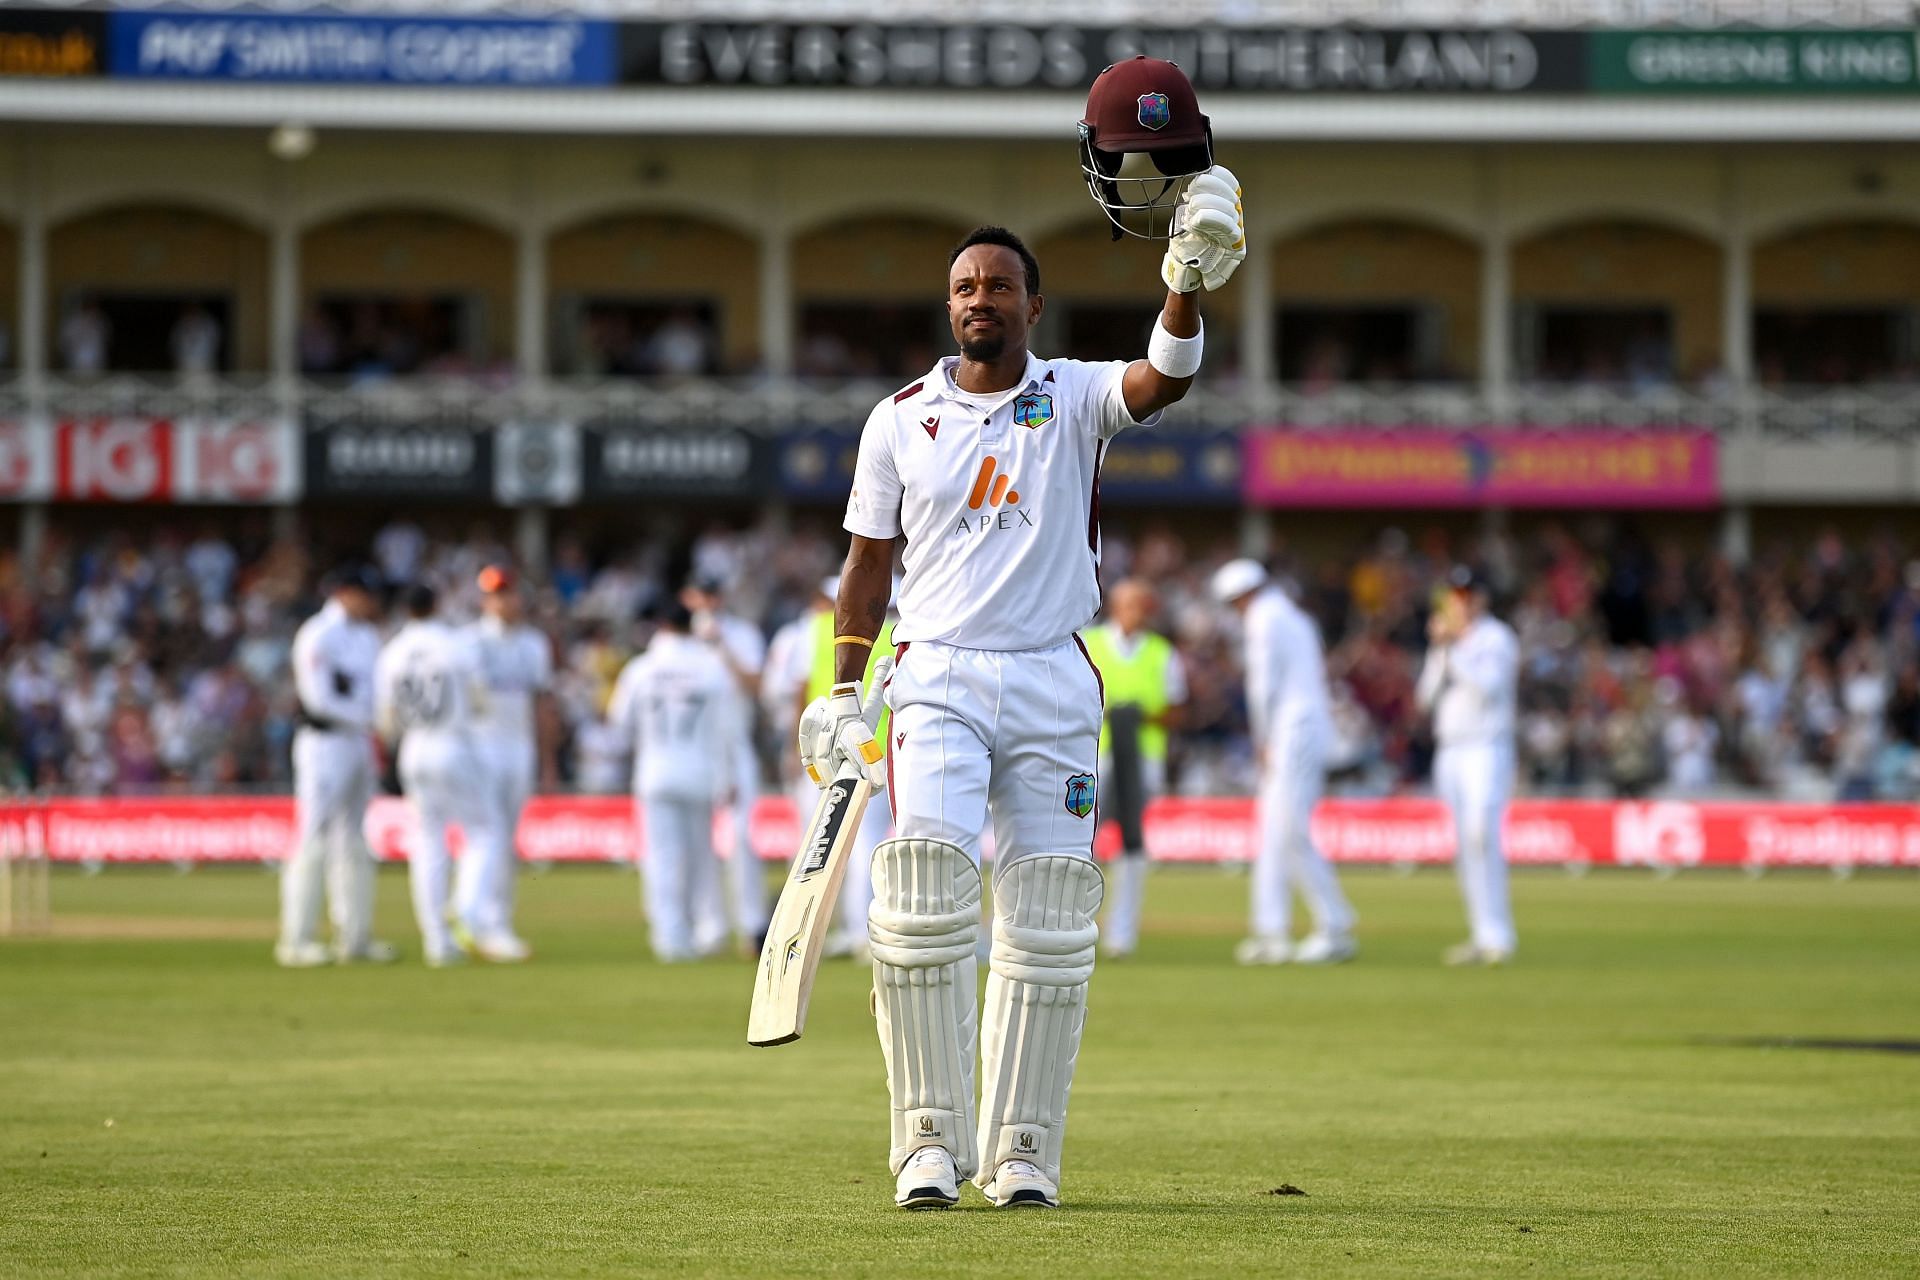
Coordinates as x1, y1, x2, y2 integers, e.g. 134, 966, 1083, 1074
618, 24, 1587, 92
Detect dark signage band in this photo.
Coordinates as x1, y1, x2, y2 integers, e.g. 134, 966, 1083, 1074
582, 425, 774, 499
618, 24, 1589, 94
303, 423, 492, 499
0, 10, 106, 78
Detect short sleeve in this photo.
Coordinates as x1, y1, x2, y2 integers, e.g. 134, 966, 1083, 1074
844, 401, 903, 540
1082, 359, 1163, 442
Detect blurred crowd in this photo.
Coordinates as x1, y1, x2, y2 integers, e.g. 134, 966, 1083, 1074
3, 513, 1918, 804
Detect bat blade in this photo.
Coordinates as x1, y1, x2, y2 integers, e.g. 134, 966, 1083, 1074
747, 767, 874, 1047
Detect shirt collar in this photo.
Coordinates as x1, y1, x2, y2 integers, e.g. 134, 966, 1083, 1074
930, 352, 1047, 410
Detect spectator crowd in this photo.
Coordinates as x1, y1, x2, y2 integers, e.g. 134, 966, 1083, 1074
3, 513, 1918, 805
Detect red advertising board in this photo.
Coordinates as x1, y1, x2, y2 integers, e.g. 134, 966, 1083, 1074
0, 417, 299, 503
3, 795, 1918, 872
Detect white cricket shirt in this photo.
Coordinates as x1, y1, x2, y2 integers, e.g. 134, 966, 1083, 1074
292, 600, 380, 733
606, 632, 741, 802
374, 620, 487, 747
845, 353, 1158, 652
1416, 615, 1520, 748
469, 618, 553, 743
1243, 586, 1331, 743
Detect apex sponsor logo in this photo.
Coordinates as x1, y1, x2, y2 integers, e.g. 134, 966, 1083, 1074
954, 455, 1035, 534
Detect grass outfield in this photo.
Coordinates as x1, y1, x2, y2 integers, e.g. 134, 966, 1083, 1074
2, 866, 1916, 1279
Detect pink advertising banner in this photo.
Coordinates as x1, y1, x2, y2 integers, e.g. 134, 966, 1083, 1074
1243, 428, 1719, 508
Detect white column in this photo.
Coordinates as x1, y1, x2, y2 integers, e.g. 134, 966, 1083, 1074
515, 506, 549, 577
514, 147, 547, 386
516, 221, 546, 384
1239, 217, 1273, 393
18, 139, 46, 395
269, 216, 298, 392
1719, 157, 1751, 388
1720, 504, 1751, 566
1477, 150, 1510, 413
759, 227, 793, 379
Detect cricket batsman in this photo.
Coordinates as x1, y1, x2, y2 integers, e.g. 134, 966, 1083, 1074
799, 55, 1244, 1210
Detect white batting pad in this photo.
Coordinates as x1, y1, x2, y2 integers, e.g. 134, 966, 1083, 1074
976, 853, 1105, 1198
868, 837, 983, 1179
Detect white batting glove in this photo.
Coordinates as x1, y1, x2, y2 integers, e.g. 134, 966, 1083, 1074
796, 657, 892, 789
1160, 165, 1246, 294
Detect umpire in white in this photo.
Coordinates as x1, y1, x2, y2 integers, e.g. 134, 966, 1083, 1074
278, 563, 394, 967
1212, 559, 1357, 966
1416, 566, 1521, 966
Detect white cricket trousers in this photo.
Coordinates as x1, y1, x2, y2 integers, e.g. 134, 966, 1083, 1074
1252, 719, 1356, 941
472, 737, 535, 937
1099, 754, 1164, 955
639, 792, 717, 960
694, 744, 767, 942
280, 728, 377, 954
1433, 741, 1517, 953
885, 638, 1105, 866
400, 733, 498, 956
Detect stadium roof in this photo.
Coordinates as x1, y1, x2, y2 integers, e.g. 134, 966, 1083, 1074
13, 0, 1920, 29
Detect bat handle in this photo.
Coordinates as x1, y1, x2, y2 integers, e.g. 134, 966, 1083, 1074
861, 656, 893, 725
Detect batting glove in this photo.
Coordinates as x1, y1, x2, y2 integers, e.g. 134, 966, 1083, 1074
1160, 165, 1246, 294
797, 657, 892, 789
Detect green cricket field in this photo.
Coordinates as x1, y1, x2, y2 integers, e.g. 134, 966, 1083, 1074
2, 866, 1916, 1278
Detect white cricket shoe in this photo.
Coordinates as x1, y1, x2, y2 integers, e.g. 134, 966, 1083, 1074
1234, 935, 1292, 966
894, 1146, 960, 1210
1443, 941, 1514, 967
335, 939, 400, 965
424, 944, 467, 969
474, 932, 532, 964
822, 928, 857, 959
984, 1158, 1058, 1209
274, 941, 331, 969
1292, 933, 1358, 965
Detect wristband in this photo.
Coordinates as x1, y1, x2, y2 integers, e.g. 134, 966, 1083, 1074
834, 635, 875, 649
1147, 314, 1204, 378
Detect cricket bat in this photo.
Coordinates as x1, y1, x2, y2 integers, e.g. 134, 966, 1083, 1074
748, 660, 890, 1048
747, 765, 875, 1047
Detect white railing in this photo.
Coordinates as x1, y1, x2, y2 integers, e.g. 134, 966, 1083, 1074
22, 373, 1920, 439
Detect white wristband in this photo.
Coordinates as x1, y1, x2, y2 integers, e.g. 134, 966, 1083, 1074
1147, 314, 1203, 378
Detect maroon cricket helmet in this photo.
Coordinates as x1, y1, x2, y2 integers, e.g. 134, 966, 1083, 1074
1078, 56, 1214, 240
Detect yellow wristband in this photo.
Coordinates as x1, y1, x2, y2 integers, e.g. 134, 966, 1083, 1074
833, 635, 875, 649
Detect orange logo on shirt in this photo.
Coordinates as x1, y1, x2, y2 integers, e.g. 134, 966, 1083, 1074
967, 457, 1021, 510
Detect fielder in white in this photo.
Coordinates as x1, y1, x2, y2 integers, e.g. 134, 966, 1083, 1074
1417, 566, 1521, 966
375, 585, 500, 968
278, 564, 394, 968
1213, 560, 1358, 966
608, 603, 742, 962
683, 575, 769, 950
801, 171, 1244, 1210
465, 564, 553, 962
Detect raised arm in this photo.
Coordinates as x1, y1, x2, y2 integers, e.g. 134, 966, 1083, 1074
1120, 166, 1245, 423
